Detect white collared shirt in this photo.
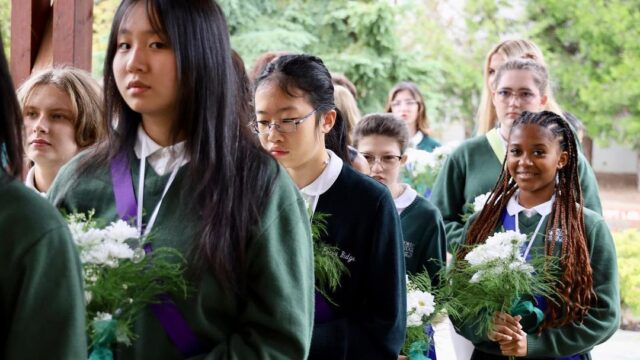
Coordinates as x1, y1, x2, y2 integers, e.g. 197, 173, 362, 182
506, 191, 555, 218
394, 184, 417, 215
300, 149, 343, 213
133, 125, 189, 176
24, 167, 46, 196
410, 131, 425, 148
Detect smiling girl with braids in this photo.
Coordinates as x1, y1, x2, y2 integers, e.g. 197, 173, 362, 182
455, 111, 620, 359
432, 59, 602, 252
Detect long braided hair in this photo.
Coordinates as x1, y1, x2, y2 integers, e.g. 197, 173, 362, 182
462, 110, 595, 330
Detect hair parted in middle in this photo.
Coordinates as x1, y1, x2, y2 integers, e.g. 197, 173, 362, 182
384, 81, 430, 135
73, 0, 279, 294
353, 113, 410, 155
255, 54, 351, 164
462, 110, 594, 332
476, 39, 564, 135
492, 58, 550, 97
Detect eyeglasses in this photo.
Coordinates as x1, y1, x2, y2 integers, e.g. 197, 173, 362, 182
361, 153, 402, 169
390, 99, 419, 109
495, 90, 538, 105
252, 109, 317, 135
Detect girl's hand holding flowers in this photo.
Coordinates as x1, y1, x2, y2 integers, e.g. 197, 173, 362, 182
490, 312, 527, 357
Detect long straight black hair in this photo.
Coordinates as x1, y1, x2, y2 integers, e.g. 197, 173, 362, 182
254, 54, 351, 164
0, 34, 23, 179
80, 0, 278, 293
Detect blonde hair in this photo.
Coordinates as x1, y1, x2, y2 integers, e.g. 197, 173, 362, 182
17, 66, 105, 148
476, 39, 563, 134
334, 84, 361, 144
493, 59, 549, 97
384, 81, 430, 135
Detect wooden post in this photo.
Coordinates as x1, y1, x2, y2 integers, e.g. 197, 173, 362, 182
52, 0, 93, 70
10, 0, 93, 87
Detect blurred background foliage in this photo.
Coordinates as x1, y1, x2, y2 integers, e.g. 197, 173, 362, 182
1, 0, 638, 147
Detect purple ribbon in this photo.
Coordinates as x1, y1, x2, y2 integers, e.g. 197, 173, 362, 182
501, 210, 581, 360
314, 291, 336, 324
111, 154, 205, 358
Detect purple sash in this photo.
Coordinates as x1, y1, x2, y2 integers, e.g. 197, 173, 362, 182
314, 292, 336, 324
501, 210, 581, 360
111, 153, 205, 358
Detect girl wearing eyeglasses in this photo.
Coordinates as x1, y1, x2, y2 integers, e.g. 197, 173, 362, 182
431, 58, 602, 252
48, 1, 314, 358
254, 54, 406, 359
384, 82, 440, 152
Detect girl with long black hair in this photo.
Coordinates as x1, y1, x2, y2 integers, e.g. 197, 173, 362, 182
48, 1, 314, 358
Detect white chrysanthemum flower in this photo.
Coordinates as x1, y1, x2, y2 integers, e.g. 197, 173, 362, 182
415, 291, 435, 317
85, 291, 92, 304
81, 240, 134, 267
407, 312, 423, 327
465, 231, 527, 266
101, 241, 135, 266
472, 192, 491, 213
470, 270, 485, 283
94, 312, 112, 321
104, 220, 138, 243
407, 290, 436, 318
71, 227, 105, 248
508, 260, 534, 275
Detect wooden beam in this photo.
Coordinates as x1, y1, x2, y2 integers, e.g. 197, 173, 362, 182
10, 0, 93, 87
10, 0, 51, 86
52, 0, 92, 71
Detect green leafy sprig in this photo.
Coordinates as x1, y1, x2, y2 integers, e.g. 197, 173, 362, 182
443, 238, 561, 340
310, 212, 349, 304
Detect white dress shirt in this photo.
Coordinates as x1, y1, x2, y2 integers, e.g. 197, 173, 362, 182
133, 125, 189, 176
300, 149, 343, 213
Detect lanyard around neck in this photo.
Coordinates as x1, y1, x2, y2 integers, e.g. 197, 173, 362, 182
136, 142, 184, 237
516, 211, 548, 260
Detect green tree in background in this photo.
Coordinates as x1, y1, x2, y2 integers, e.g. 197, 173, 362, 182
219, 0, 435, 114
0, 0, 10, 56
93, 0, 120, 77
3, 0, 637, 157
527, 0, 640, 151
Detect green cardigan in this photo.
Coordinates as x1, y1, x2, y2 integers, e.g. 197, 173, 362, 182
400, 194, 446, 288
454, 207, 620, 357
431, 134, 603, 251
0, 173, 86, 359
48, 153, 315, 360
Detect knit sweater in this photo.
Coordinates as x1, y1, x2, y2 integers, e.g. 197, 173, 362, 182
48, 152, 315, 360
309, 165, 406, 360
400, 195, 446, 288
0, 173, 86, 359
454, 208, 620, 358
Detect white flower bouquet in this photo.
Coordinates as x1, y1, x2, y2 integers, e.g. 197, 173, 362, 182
67, 211, 188, 359
445, 231, 558, 340
403, 142, 459, 196
401, 272, 444, 360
